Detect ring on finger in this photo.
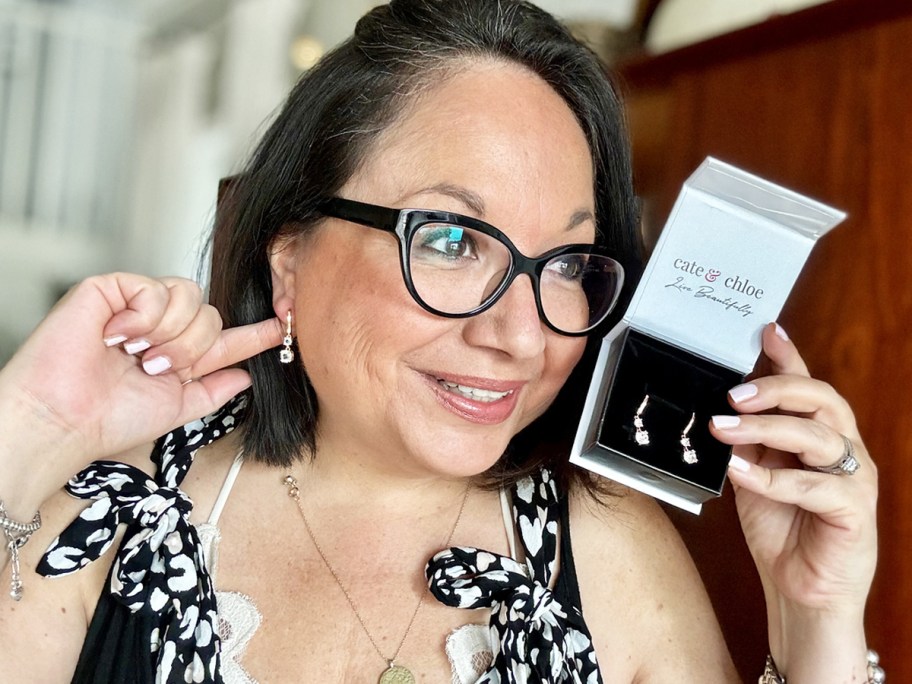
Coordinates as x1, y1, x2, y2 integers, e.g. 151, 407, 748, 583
177, 371, 196, 386
810, 434, 860, 476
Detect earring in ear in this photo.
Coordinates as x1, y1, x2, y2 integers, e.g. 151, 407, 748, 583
681, 413, 698, 464
633, 395, 651, 446
280, 310, 295, 364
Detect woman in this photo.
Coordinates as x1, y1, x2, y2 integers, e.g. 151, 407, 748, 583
0, 1, 879, 682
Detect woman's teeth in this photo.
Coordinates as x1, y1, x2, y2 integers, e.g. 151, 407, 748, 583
437, 379, 513, 403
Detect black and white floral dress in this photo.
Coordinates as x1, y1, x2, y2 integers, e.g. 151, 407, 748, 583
37, 399, 603, 683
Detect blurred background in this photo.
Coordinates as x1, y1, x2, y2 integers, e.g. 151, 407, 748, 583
0, 0, 829, 362
1, 0, 910, 678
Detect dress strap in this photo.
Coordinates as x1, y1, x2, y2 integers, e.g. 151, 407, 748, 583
207, 450, 245, 525
552, 488, 583, 614
498, 486, 518, 560
426, 468, 603, 683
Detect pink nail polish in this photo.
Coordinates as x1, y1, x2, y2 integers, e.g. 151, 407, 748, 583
774, 322, 789, 341
728, 383, 758, 404
142, 356, 171, 376
728, 454, 751, 473
104, 335, 128, 347
124, 339, 152, 355
712, 415, 741, 429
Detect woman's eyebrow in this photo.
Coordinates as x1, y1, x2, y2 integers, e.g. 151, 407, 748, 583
566, 209, 595, 232
400, 183, 487, 215
401, 182, 594, 231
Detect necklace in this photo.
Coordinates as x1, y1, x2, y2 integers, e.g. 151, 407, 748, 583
283, 474, 470, 684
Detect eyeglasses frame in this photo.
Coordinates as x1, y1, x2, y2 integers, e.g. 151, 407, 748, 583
317, 197, 625, 337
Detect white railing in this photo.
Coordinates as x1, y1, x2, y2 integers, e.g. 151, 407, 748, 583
0, 1, 142, 364
0, 2, 139, 242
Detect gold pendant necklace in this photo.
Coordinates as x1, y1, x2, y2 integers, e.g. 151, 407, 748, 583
283, 474, 470, 683
378, 663, 415, 684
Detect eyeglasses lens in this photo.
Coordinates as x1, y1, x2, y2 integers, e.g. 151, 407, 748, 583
539, 253, 622, 333
407, 222, 621, 334
409, 223, 510, 313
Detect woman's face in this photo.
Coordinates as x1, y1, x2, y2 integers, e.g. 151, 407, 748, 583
272, 61, 597, 479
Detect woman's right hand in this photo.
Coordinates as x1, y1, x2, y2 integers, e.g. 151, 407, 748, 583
0, 273, 283, 516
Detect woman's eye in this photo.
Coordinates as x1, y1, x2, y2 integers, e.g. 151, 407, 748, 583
547, 255, 586, 280
418, 226, 477, 260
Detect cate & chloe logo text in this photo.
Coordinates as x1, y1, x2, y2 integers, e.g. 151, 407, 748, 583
664, 258, 764, 318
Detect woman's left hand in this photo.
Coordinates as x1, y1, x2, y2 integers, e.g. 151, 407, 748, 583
709, 322, 878, 680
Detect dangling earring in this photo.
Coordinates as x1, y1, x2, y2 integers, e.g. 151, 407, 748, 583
633, 395, 651, 446
681, 413, 698, 464
280, 310, 295, 364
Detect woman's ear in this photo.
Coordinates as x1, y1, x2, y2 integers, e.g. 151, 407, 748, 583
269, 234, 298, 319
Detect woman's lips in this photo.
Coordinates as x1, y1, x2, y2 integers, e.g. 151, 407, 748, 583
421, 372, 525, 425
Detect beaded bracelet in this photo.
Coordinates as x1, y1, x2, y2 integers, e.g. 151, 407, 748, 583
760, 650, 885, 683
0, 500, 42, 601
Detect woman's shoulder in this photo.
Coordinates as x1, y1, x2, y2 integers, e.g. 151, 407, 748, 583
565, 482, 738, 681
3, 424, 243, 682
181, 428, 245, 526
0, 441, 156, 681
566, 482, 695, 606
25, 440, 160, 597
6, 419, 240, 630
567, 481, 688, 563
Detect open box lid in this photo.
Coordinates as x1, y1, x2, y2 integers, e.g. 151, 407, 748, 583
624, 157, 846, 374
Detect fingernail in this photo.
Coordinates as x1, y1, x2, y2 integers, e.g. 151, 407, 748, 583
712, 415, 741, 429
774, 322, 790, 341
142, 356, 172, 376
104, 335, 128, 347
728, 454, 751, 473
124, 339, 152, 355
729, 383, 758, 403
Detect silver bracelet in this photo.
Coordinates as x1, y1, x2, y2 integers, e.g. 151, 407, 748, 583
760, 650, 885, 683
0, 499, 42, 601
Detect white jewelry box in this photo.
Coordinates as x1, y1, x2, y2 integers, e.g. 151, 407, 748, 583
570, 157, 846, 514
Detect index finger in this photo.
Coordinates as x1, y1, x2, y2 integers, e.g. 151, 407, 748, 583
190, 317, 285, 378
757, 322, 810, 378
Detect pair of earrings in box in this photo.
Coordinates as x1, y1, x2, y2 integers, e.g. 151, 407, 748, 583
633, 394, 699, 464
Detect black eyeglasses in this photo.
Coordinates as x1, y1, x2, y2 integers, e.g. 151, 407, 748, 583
317, 197, 625, 336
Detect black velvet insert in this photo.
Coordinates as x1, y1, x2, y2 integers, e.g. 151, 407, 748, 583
597, 329, 744, 494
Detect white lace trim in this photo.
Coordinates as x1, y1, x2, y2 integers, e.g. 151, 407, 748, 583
216, 590, 262, 684
447, 623, 495, 684
197, 523, 221, 574
198, 522, 263, 684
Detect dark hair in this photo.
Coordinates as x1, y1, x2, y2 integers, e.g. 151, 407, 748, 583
209, 0, 642, 494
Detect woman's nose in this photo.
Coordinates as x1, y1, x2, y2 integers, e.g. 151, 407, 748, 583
461, 274, 546, 359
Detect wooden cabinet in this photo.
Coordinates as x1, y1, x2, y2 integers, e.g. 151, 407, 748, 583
618, 0, 912, 678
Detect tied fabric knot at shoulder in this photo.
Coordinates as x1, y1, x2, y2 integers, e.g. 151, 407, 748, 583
36, 398, 247, 684
426, 470, 603, 684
